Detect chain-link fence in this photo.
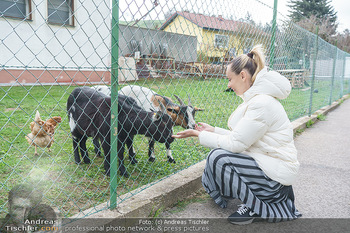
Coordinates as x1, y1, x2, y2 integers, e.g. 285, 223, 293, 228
1, 0, 349, 223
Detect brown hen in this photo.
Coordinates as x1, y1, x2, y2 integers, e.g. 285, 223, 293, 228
25, 111, 61, 155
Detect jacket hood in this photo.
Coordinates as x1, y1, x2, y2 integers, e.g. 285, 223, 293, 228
242, 67, 291, 102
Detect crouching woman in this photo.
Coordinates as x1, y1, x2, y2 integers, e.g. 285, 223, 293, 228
172, 45, 301, 225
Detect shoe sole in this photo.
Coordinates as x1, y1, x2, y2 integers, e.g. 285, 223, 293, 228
228, 218, 254, 225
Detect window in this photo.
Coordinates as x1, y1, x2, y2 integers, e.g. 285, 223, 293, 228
0, 0, 32, 20
214, 34, 229, 49
47, 0, 73, 26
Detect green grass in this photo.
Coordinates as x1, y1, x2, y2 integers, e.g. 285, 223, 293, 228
0, 76, 341, 217
306, 119, 315, 128
317, 114, 327, 121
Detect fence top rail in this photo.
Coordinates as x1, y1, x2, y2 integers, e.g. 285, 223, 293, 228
276, 69, 309, 72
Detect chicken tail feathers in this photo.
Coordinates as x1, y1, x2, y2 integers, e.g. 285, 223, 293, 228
34, 110, 42, 122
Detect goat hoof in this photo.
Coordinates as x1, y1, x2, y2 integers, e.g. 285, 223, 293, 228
167, 157, 176, 163
148, 157, 155, 162
75, 160, 81, 165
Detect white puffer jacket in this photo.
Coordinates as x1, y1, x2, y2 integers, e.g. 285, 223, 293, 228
198, 67, 299, 185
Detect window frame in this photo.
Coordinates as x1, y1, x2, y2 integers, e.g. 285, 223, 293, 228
47, 0, 74, 26
1, 0, 32, 20
214, 34, 229, 49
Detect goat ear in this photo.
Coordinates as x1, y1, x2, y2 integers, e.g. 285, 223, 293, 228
194, 107, 205, 111
156, 99, 168, 114
153, 99, 166, 121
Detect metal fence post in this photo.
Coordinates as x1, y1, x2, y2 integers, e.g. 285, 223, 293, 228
110, 0, 119, 209
342, 55, 348, 95
308, 26, 319, 116
340, 52, 346, 97
329, 42, 338, 105
269, 0, 278, 68
348, 56, 350, 94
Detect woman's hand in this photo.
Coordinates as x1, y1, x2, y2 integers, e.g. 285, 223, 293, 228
196, 122, 214, 132
172, 122, 214, 139
172, 129, 200, 139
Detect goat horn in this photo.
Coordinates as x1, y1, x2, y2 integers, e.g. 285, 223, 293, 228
174, 94, 184, 106
188, 94, 193, 107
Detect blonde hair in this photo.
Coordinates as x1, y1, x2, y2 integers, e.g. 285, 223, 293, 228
228, 45, 265, 83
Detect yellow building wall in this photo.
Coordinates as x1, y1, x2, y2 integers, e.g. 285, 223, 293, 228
162, 15, 203, 51
201, 30, 228, 58
201, 30, 246, 59
162, 15, 268, 61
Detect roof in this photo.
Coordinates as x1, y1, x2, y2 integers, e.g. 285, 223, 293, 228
159, 11, 251, 32
120, 20, 165, 29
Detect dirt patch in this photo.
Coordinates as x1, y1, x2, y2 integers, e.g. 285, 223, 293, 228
5, 108, 18, 112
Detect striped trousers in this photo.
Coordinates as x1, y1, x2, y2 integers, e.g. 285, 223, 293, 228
202, 148, 301, 222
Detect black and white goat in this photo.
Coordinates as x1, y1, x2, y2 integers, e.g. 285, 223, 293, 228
67, 87, 174, 177
90, 85, 111, 157
119, 85, 204, 163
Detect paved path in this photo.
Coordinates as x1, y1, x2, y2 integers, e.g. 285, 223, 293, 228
158, 99, 350, 233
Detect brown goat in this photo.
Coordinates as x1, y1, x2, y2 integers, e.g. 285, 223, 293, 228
150, 94, 204, 129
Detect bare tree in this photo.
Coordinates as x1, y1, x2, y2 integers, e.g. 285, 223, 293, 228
336, 29, 350, 53
296, 15, 338, 42
163, 7, 176, 20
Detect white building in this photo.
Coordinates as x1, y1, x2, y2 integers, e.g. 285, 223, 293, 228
0, 0, 111, 85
